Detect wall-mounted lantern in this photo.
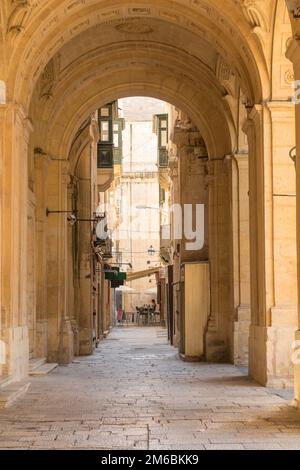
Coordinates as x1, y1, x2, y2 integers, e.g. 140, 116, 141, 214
148, 245, 156, 257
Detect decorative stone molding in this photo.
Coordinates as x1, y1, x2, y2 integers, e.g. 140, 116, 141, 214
286, 36, 300, 75
168, 155, 179, 179
234, 0, 271, 53
8, 0, 262, 108
286, 0, 300, 19
283, 67, 295, 85
235, 0, 269, 31
216, 55, 237, 98
39, 55, 61, 100
90, 114, 100, 143
115, 20, 154, 34
7, 0, 35, 39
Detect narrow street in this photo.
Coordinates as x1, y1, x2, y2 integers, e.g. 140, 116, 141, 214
0, 327, 300, 450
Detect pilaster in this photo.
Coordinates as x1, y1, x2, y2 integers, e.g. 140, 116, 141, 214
34, 152, 51, 359
46, 159, 74, 364
245, 102, 297, 387
205, 158, 232, 363
230, 154, 251, 367
0, 103, 32, 380
286, 37, 300, 402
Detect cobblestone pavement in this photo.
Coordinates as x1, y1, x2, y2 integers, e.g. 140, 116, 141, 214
0, 327, 300, 450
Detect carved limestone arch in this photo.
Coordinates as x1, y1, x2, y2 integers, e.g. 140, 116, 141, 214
4, 0, 266, 109
37, 77, 234, 163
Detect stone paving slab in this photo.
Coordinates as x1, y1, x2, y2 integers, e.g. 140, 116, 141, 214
0, 327, 300, 450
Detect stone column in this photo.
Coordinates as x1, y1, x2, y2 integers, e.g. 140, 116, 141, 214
67, 176, 79, 356
34, 152, 50, 359
205, 158, 232, 362
77, 166, 94, 355
168, 155, 180, 347
0, 103, 31, 380
27, 188, 37, 359
245, 102, 297, 388
230, 154, 251, 366
286, 39, 300, 406
46, 161, 74, 364
99, 270, 105, 339
177, 136, 209, 264
172, 125, 209, 353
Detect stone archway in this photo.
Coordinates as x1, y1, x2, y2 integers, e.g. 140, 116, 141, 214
0, 0, 298, 404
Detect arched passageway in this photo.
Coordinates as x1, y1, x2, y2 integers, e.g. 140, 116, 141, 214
0, 0, 300, 414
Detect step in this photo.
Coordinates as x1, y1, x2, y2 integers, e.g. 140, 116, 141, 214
30, 363, 58, 376
29, 357, 46, 373
0, 381, 30, 409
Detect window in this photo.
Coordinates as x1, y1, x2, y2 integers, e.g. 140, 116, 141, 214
114, 132, 119, 148
97, 145, 113, 168
101, 121, 110, 142
98, 103, 113, 144
100, 107, 110, 117
98, 102, 123, 167
161, 130, 167, 147
158, 117, 168, 149
113, 122, 120, 148
155, 114, 169, 168
113, 118, 125, 164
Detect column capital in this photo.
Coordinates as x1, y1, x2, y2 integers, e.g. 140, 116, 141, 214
266, 100, 295, 120
242, 104, 263, 135
233, 153, 249, 168
0, 102, 33, 141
